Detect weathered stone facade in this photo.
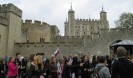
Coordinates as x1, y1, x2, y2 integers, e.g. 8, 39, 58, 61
22, 20, 59, 43
0, 3, 59, 57
0, 3, 133, 57
65, 7, 109, 37
14, 29, 133, 57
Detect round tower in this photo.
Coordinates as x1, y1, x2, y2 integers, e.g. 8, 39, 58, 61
68, 4, 75, 36
64, 18, 68, 36
100, 6, 107, 21
100, 5, 109, 29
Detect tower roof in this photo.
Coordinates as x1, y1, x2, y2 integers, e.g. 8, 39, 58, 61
64, 18, 68, 24
100, 5, 106, 13
68, 3, 74, 12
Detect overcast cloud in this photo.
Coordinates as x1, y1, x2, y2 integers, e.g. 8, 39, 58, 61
1, 0, 133, 35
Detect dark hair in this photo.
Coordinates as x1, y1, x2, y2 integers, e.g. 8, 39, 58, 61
64, 58, 69, 64
72, 56, 79, 65
41, 53, 45, 55
16, 52, 20, 56
8, 57, 13, 63
81, 55, 88, 63
116, 46, 127, 57
92, 55, 97, 61
36, 53, 41, 56
29, 54, 35, 61
98, 56, 106, 63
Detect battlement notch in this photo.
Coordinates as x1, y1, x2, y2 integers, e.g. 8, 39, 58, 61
34, 20, 41, 26
0, 3, 22, 17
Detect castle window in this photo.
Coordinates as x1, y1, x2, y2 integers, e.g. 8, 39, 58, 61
91, 27, 92, 29
34, 44, 37, 47
84, 32, 86, 34
19, 45, 22, 47
82, 26, 84, 28
78, 26, 80, 28
75, 26, 77, 28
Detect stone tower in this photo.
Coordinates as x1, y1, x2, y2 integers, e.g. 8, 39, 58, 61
68, 5, 75, 36
64, 18, 69, 36
0, 3, 22, 56
64, 5, 110, 37
100, 6, 109, 29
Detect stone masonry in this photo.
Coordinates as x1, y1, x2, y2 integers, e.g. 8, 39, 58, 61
0, 3, 133, 57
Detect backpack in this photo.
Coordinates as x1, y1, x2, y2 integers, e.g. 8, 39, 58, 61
93, 66, 104, 78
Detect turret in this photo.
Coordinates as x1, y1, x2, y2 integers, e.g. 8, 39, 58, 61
100, 5, 109, 29
64, 18, 68, 36
100, 5, 107, 21
1, 3, 22, 56
68, 4, 75, 36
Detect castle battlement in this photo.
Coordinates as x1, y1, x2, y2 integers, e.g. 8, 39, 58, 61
55, 36, 91, 40
34, 20, 41, 25
76, 18, 100, 22
23, 20, 48, 26
0, 16, 8, 26
25, 20, 32, 24
15, 41, 83, 47
0, 3, 22, 17
109, 28, 133, 33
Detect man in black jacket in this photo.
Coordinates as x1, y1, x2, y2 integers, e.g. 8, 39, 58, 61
111, 46, 133, 78
15, 53, 27, 78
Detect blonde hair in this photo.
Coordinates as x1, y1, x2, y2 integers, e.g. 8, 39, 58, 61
33, 56, 44, 70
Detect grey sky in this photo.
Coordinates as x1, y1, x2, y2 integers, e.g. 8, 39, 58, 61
1, 0, 133, 35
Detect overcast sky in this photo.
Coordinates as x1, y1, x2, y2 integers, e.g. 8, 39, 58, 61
1, 0, 133, 35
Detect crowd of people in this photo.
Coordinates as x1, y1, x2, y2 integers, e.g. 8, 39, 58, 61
0, 46, 133, 78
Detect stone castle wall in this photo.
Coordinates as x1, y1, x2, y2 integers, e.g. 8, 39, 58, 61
0, 23, 8, 56
75, 18, 101, 36
0, 3, 133, 58
0, 3, 22, 56
0, 3, 22, 17
14, 28, 133, 58
0, 16, 8, 25
22, 20, 51, 42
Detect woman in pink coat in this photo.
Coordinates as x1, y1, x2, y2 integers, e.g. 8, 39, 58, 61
7, 57, 18, 78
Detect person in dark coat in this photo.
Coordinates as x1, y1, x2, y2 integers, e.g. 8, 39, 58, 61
15, 53, 27, 78
61, 58, 71, 78
80, 55, 93, 78
0, 59, 5, 78
92, 55, 98, 68
44, 59, 50, 78
71, 56, 80, 78
111, 46, 133, 78
49, 57, 58, 78
28, 56, 46, 78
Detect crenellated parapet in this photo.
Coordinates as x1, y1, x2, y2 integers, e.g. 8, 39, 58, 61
0, 3, 22, 17
76, 18, 100, 22
22, 20, 48, 26
109, 28, 133, 33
